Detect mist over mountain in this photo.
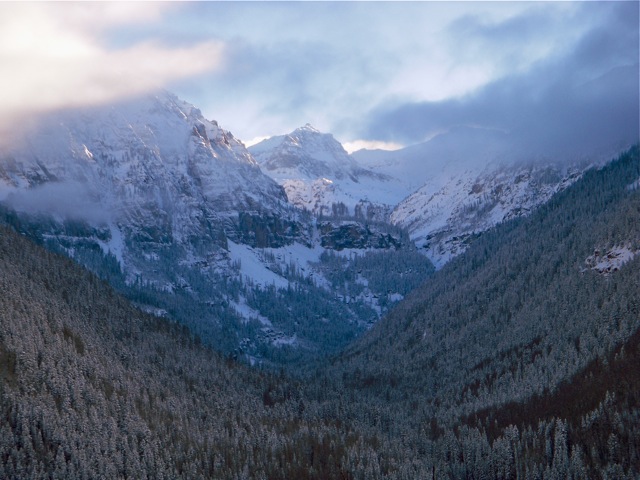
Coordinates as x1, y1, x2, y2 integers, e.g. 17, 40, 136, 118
256, 123, 603, 267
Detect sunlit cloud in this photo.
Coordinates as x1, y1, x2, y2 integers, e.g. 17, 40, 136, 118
341, 140, 404, 154
0, 3, 225, 146
244, 136, 271, 148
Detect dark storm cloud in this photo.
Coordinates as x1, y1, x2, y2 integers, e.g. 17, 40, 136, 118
362, 2, 639, 159
447, 5, 568, 71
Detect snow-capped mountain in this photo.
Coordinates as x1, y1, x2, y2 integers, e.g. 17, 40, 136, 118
391, 161, 584, 267
0, 92, 433, 367
352, 127, 599, 266
253, 124, 605, 268
0, 91, 294, 269
250, 124, 405, 220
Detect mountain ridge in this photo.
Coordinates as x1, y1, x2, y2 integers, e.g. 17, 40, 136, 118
0, 91, 433, 367
249, 124, 402, 220
255, 124, 601, 267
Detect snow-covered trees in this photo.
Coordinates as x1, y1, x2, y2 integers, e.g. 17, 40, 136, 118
1, 146, 638, 478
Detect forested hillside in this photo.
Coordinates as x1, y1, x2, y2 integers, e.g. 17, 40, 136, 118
0, 225, 373, 479
316, 145, 640, 477
1, 146, 638, 479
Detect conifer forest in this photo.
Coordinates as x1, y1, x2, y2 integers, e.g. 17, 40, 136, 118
1, 147, 639, 478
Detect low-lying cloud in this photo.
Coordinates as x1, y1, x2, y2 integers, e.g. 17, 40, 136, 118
4, 181, 111, 224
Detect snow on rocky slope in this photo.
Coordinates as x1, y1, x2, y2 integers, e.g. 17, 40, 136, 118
352, 127, 596, 267
391, 161, 584, 267
0, 90, 294, 280
250, 123, 583, 270
254, 124, 588, 268
250, 124, 405, 221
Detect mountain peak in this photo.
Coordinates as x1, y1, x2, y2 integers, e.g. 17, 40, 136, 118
249, 124, 354, 178
296, 123, 321, 134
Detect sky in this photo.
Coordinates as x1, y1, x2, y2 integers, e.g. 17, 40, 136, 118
0, 1, 638, 155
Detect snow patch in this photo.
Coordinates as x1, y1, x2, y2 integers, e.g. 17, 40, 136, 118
272, 334, 298, 347
227, 240, 289, 289
627, 177, 640, 191
95, 224, 125, 267
230, 297, 272, 326
388, 292, 404, 302
134, 303, 168, 318
583, 245, 638, 275
107, 224, 125, 266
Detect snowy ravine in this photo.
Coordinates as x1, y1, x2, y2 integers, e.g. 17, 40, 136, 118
0, 91, 433, 367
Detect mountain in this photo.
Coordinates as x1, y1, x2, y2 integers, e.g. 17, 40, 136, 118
353, 126, 599, 266
390, 160, 585, 267
0, 90, 294, 264
254, 124, 599, 268
337, 147, 640, 413
0, 92, 433, 367
250, 124, 405, 221
2, 145, 637, 477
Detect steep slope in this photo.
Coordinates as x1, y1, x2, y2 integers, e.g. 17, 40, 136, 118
250, 124, 404, 220
392, 160, 585, 267
0, 225, 376, 479
336, 146, 640, 417
308, 146, 640, 477
0, 90, 294, 275
354, 126, 597, 266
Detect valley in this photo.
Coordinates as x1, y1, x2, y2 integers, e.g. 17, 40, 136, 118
0, 93, 638, 479
1, 144, 638, 478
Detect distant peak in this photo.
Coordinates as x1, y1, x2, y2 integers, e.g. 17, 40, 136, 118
296, 123, 321, 134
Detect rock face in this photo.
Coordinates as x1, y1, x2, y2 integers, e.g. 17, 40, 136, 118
390, 162, 586, 267
319, 220, 402, 251
0, 90, 297, 281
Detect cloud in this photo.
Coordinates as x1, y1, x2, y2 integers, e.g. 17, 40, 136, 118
170, 2, 495, 141
341, 140, 404, 155
4, 181, 111, 224
0, 3, 224, 146
175, 33, 392, 141
360, 1, 639, 160
167, 1, 621, 149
